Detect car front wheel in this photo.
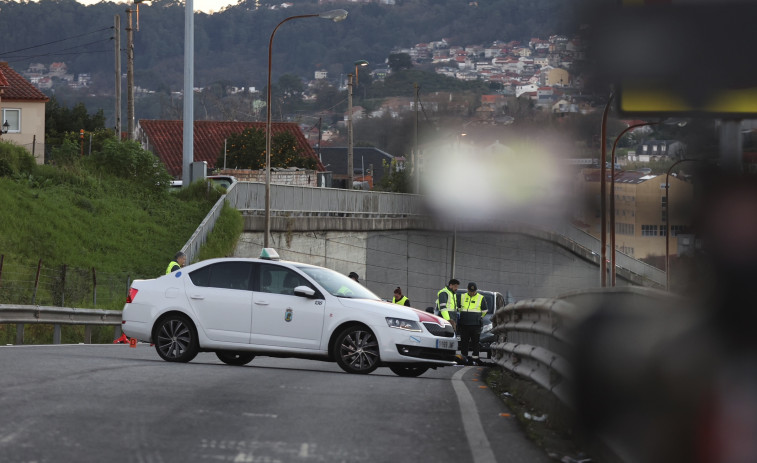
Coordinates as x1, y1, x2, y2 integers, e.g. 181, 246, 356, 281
389, 366, 429, 377
216, 351, 255, 366
334, 325, 380, 374
153, 314, 199, 363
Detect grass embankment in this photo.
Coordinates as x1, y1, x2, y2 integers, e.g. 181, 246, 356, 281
0, 140, 243, 344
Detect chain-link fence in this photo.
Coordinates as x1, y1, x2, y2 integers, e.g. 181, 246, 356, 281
0, 255, 136, 310
0, 255, 139, 345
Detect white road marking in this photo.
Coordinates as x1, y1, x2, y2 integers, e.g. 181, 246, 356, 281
452, 367, 497, 463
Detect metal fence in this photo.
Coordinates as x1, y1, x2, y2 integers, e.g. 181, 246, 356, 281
227, 182, 424, 217
552, 222, 666, 286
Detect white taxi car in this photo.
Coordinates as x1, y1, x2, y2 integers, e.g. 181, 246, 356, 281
122, 250, 457, 376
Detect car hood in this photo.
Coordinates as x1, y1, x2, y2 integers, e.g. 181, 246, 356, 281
337, 298, 449, 326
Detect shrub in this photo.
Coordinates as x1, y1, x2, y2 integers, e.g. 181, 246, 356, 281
0, 141, 36, 177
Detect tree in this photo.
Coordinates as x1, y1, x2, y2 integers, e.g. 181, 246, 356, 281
45, 96, 107, 149
376, 159, 410, 193
218, 127, 317, 170
388, 53, 413, 73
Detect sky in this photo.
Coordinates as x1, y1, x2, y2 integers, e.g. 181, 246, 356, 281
74, 1, 239, 14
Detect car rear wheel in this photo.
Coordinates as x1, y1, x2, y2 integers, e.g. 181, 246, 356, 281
334, 325, 380, 374
153, 314, 198, 363
389, 366, 429, 377
216, 351, 255, 366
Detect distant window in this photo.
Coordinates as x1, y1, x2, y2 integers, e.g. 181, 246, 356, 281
2, 108, 21, 133
641, 225, 658, 236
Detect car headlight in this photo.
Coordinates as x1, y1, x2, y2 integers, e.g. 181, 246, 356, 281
385, 317, 422, 332
481, 323, 493, 334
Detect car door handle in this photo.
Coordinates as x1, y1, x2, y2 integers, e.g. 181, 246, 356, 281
255, 301, 269, 306
190, 294, 205, 300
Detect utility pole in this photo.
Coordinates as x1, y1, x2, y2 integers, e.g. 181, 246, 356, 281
126, 7, 135, 140
182, 0, 194, 187
414, 82, 419, 194
114, 14, 121, 138
347, 73, 354, 190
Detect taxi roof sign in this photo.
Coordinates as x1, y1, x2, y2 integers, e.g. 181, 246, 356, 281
260, 248, 280, 260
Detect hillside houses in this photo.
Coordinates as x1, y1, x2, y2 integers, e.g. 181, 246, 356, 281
395, 33, 586, 111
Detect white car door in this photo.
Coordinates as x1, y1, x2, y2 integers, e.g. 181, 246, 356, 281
250, 263, 326, 349
186, 261, 254, 344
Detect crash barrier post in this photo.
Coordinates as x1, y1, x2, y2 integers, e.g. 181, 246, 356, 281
0, 304, 122, 345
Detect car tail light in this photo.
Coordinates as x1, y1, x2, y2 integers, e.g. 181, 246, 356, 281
126, 288, 139, 303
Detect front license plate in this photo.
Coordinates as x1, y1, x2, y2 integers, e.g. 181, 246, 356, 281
436, 339, 455, 350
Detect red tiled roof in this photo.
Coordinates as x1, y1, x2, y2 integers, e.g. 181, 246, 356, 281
0, 62, 49, 101
138, 120, 323, 177
0, 70, 8, 88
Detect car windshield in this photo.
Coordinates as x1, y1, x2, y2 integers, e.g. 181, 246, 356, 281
297, 266, 380, 300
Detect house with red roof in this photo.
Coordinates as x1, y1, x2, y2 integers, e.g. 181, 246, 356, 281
0, 62, 49, 162
136, 120, 323, 178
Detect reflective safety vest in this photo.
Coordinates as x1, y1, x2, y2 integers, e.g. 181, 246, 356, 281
392, 296, 408, 306
436, 286, 458, 321
459, 292, 485, 325
166, 260, 181, 275
460, 293, 484, 313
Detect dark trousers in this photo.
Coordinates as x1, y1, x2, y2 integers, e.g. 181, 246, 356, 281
459, 324, 481, 358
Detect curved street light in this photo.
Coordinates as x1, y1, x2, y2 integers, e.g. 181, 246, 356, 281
608, 121, 658, 286
354, 59, 368, 87
264, 9, 348, 248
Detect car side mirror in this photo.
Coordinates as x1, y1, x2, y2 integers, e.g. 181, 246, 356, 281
294, 285, 316, 298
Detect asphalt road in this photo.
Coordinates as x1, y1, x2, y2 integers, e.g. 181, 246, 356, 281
0, 344, 551, 463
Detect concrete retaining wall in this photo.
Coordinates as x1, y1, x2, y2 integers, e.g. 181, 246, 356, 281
235, 229, 626, 310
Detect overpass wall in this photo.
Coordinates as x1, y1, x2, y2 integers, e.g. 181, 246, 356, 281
235, 230, 625, 310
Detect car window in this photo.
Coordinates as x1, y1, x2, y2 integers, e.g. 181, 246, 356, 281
496, 293, 506, 309
189, 262, 253, 291
256, 263, 312, 295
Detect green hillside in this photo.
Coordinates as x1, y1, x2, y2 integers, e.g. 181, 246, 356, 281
0, 139, 241, 310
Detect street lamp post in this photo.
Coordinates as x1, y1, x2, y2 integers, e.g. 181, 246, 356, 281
264, 9, 348, 248
353, 59, 368, 88
599, 93, 613, 287
347, 73, 354, 190
609, 121, 658, 286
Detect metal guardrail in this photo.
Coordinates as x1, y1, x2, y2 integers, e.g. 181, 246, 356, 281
0, 304, 122, 345
490, 298, 580, 407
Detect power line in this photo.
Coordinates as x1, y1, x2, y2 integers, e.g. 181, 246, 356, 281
0, 26, 112, 57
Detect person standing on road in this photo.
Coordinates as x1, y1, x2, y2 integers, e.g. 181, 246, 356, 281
458, 282, 488, 365
392, 287, 411, 306
348, 272, 359, 283
436, 278, 460, 332
166, 251, 186, 275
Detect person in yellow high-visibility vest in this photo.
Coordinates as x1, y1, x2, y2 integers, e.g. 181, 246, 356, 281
458, 282, 488, 365
436, 278, 460, 332
166, 252, 186, 275
392, 287, 410, 306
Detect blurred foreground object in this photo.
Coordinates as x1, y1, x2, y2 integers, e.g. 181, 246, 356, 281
571, 172, 757, 462
589, 1, 757, 117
